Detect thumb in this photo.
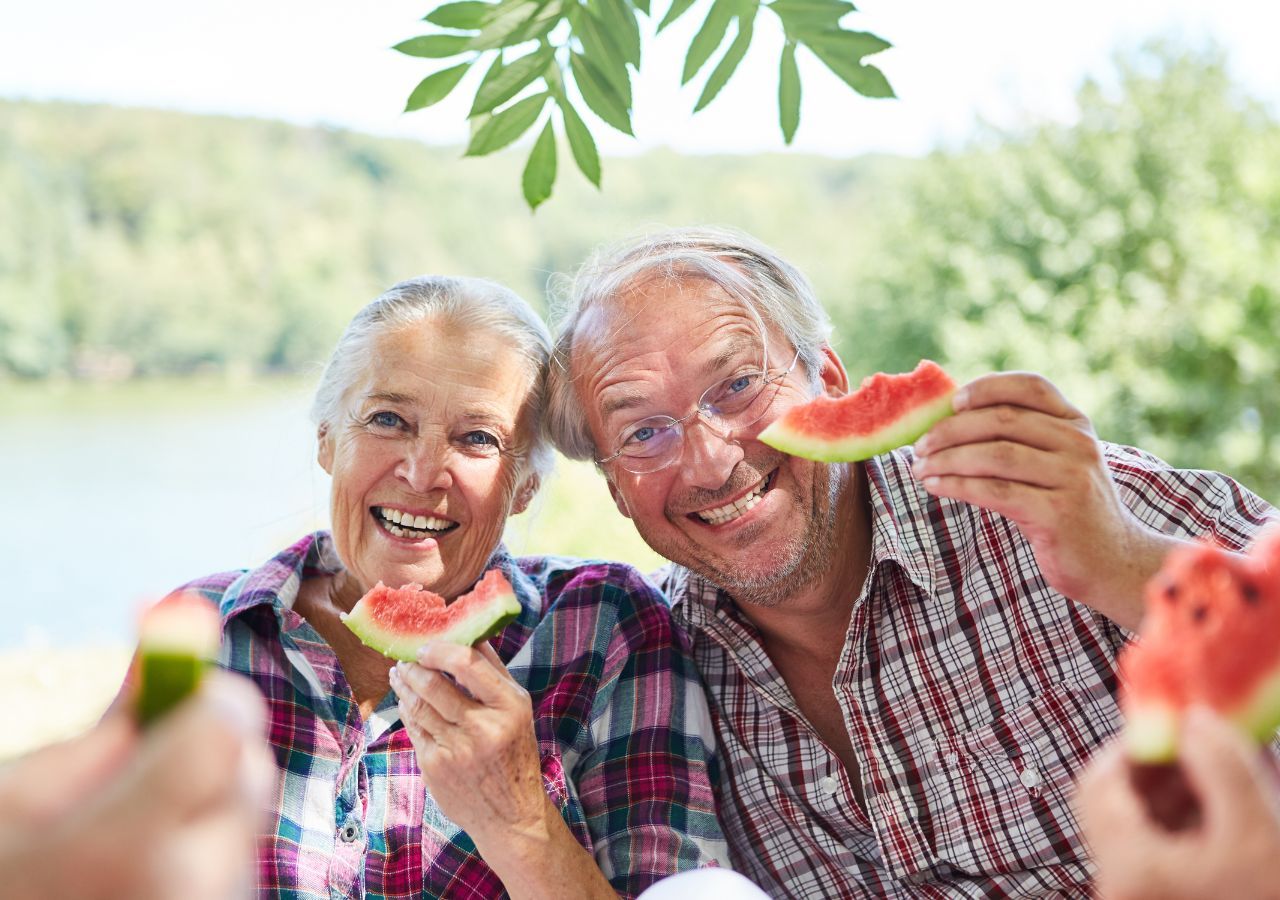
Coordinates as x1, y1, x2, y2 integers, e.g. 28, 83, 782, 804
1177, 706, 1274, 829
0, 715, 136, 823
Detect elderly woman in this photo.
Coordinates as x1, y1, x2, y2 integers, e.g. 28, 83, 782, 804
175, 276, 727, 898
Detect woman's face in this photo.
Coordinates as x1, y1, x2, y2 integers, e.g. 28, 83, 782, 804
318, 318, 538, 600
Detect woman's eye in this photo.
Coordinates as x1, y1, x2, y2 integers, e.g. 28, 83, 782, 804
464, 431, 500, 448
370, 411, 405, 429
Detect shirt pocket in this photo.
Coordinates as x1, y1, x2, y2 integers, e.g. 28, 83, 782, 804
921, 678, 1121, 876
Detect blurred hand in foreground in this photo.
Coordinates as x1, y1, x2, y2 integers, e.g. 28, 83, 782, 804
0, 671, 274, 900
1077, 708, 1280, 900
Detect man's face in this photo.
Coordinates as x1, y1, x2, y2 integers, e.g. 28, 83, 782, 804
573, 277, 850, 608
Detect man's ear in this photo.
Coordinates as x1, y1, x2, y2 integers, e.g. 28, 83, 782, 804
606, 478, 631, 520
316, 424, 334, 475
816, 343, 851, 397
512, 473, 541, 516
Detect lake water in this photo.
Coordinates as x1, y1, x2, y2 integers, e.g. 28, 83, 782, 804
1, 378, 661, 650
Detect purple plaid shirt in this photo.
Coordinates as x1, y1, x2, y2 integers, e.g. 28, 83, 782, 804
184, 532, 728, 899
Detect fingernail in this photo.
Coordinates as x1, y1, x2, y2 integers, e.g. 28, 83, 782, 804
923, 476, 940, 491
415, 643, 432, 663
952, 388, 969, 411
913, 436, 930, 457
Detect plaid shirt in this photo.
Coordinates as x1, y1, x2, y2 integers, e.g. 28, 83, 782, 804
184, 533, 728, 899
658, 444, 1274, 898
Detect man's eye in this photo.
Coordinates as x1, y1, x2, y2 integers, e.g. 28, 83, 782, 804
727, 374, 755, 394
370, 411, 405, 429
628, 426, 657, 445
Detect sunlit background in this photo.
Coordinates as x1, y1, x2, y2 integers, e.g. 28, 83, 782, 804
2, 0, 1278, 757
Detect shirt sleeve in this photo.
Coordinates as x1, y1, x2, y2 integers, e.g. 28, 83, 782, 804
568, 564, 730, 898
1100, 442, 1277, 647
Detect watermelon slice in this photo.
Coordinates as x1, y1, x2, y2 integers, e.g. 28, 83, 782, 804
341, 568, 521, 661
759, 360, 957, 462
134, 592, 222, 726
1120, 525, 1280, 763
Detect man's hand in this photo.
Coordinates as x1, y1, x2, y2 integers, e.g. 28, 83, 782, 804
1077, 709, 1280, 900
911, 371, 1177, 629
0, 671, 274, 900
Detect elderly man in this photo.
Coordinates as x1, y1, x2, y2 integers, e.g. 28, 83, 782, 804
545, 227, 1275, 896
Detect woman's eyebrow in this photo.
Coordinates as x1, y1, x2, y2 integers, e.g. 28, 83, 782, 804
364, 390, 417, 406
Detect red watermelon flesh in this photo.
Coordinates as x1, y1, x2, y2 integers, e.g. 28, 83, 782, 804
758, 360, 957, 462
1121, 525, 1280, 763
341, 569, 521, 661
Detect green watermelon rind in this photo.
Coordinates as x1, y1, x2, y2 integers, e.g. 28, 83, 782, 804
341, 591, 521, 662
1125, 669, 1280, 764
759, 392, 956, 463
134, 595, 221, 727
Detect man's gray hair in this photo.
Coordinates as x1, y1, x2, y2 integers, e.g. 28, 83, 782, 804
312, 275, 555, 481
547, 226, 833, 461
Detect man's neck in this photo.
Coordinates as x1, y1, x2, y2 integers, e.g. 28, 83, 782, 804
735, 463, 873, 658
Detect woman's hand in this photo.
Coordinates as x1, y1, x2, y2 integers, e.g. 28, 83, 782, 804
390, 641, 553, 850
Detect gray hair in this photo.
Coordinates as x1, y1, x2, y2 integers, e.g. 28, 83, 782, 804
547, 226, 833, 461
312, 275, 555, 482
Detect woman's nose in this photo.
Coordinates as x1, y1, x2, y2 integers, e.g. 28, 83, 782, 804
395, 438, 453, 493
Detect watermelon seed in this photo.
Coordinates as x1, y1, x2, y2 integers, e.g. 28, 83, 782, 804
1192, 605, 1208, 623
1163, 583, 1178, 604
1242, 583, 1260, 605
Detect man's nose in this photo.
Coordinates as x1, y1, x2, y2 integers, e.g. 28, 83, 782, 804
680, 416, 745, 490
395, 437, 453, 493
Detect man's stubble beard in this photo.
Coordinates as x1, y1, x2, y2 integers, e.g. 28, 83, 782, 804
646, 460, 848, 610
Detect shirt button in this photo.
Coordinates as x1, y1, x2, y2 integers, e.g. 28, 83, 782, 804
1019, 767, 1042, 790
340, 820, 362, 843
818, 775, 839, 796
344, 743, 357, 759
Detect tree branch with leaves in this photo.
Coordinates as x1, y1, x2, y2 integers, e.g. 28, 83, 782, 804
396, 0, 894, 207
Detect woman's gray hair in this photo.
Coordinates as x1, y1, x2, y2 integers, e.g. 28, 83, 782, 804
547, 226, 833, 461
312, 275, 555, 482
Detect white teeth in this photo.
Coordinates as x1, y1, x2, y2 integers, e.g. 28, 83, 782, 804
376, 507, 456, 537
696, 478, 768, 526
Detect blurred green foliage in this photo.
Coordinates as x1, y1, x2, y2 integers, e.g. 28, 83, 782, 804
1, 41, 1276, 501
838, 41, 1280, 501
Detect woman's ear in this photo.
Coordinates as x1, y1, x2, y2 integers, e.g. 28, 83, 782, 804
512, 473, 541, 516
316, 424, 334, 475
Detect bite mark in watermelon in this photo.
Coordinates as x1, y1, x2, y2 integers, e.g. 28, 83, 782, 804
758, 360, 957, 462
1120, 524, 1280, 763
341, 568, 521, 661
134, 591, 222, 726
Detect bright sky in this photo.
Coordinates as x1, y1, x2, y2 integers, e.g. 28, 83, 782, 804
2, 0, 1276, 157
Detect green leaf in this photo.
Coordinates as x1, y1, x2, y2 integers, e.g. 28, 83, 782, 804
568, 6, 633, 105
425, 1, 493, 29
681, 0, 735, 85
470, 0, 540, 50
559, 96, 601, 186
633, 0, 651, 15
658, 0, 698, 32
797, 27, 890, 59
465, 91, 550, 155
393, 34, 474, 58
768, 0, 852, 29
521, 119, 558, 209
505, 0, 565, 45
694, 1, 757, 112
778, 40, 800, 143
569, 51, 633, 135
595, 0, 642, 68
405, 62, 473, 111
470, 44, 554, 116
808, 42, 895, 97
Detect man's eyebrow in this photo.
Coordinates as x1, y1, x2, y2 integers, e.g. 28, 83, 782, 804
700, 335, 760, 378
601, 388, 650, 418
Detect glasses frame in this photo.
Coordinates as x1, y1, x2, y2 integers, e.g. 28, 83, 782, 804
595, 346, 802, 474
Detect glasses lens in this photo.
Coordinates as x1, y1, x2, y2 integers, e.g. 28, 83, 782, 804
618, 418, 682, 473
703, 369, 783, 431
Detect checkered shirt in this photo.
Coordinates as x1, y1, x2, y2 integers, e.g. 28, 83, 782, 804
184, 533, 728, 899
658, 444, 1274, 898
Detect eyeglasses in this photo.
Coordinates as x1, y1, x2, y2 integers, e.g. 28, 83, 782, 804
596, 348, 801, 474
